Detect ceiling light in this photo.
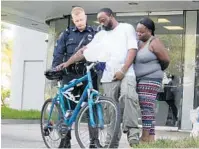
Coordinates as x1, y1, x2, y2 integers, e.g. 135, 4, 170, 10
116, 12, 148, 17
163, 26, 183, 30
150, 11, 183, 16
158, 18, 170, 23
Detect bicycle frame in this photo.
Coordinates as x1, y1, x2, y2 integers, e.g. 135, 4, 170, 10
47, 63, 104, 129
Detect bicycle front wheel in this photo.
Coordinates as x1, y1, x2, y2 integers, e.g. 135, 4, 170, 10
40, 98, 68, 148
75, 97, 120, 148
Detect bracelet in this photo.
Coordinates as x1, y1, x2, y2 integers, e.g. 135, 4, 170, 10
119, 69, 125, 75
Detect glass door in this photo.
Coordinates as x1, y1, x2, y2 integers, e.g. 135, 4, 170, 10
115, 11, 185, 127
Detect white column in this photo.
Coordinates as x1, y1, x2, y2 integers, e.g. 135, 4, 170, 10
181, 11, 197, 130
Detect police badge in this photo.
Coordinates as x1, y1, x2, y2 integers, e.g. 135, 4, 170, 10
87, 34, 93, 41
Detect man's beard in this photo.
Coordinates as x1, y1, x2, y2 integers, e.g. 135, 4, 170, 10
103, 21, 113, 31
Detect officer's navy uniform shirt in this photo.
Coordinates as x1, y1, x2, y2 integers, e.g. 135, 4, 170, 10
52, 25, 96, 68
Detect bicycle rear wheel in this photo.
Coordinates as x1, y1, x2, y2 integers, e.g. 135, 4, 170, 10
75, 97, 120, 148
40, 98, 69, 148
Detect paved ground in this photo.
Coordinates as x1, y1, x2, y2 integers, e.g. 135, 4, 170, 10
1, 123, 190, 148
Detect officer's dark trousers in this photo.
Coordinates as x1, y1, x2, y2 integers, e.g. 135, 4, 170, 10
62, 72, 98, 143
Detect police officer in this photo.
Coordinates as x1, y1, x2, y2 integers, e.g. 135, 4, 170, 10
52, 7, 98, 148
52, 7, 97, 86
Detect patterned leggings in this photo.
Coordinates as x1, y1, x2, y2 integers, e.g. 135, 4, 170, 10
137, 79, 161, 135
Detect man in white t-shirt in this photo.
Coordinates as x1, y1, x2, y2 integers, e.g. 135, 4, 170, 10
57, 8, 140, 147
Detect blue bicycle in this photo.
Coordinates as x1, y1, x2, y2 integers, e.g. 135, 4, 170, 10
40, 62, 121, 148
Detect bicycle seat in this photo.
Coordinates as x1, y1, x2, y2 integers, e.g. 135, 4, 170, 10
44, 69, 63, 80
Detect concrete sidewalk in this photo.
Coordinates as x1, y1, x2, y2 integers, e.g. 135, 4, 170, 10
1, 119, 191, 148
1, 123, 190, 148
1, 119, 190, 133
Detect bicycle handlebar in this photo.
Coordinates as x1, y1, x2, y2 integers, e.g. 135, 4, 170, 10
85, 61, 99, 72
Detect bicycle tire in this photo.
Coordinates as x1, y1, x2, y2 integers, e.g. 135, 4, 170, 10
75, 97, 121, 148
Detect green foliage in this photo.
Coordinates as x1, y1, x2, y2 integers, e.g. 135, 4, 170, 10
1, 22, 13, 95
134, 137, 199, 148
1, 106, 40, 119
1, 89, 10, 100
1, 88, 10, 106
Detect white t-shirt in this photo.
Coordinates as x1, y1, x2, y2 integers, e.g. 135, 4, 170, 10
83, 23, 138, 82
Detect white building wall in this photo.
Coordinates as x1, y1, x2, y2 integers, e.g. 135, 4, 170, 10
10, 25, 47, 110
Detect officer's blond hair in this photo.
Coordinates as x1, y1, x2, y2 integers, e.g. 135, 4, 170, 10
71, 7, 85, 17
